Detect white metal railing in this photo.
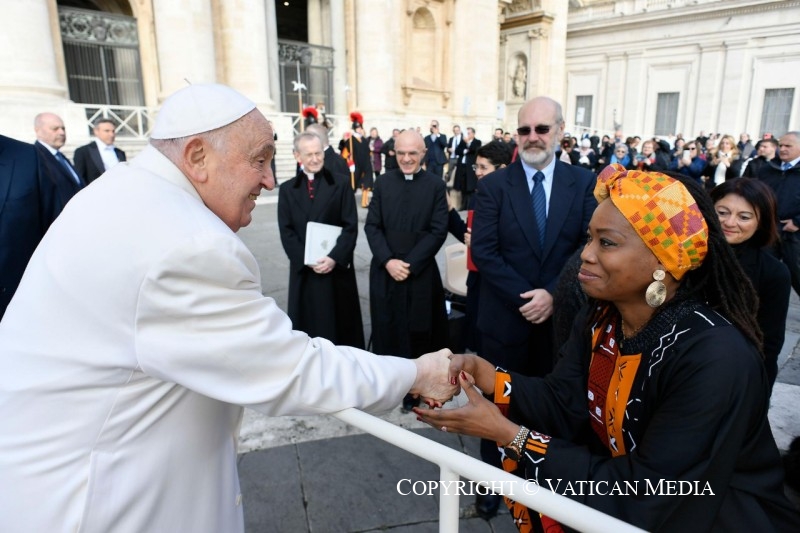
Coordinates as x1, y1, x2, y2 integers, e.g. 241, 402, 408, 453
332, 408, 646, 533
81, 104, 156, 140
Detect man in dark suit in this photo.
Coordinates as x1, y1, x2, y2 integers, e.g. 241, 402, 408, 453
470, 96, 597, 518
381, 128, 400, 171
277, 132, 364, 349
33, 112, 84, 216
0, 135, 58, 319
446, 124, 463, 185
453, 127, 481, 210
73, 118, 126, 184
424, 119, 448, 180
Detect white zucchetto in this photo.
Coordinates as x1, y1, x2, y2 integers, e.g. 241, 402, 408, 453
150, 84, 257, 140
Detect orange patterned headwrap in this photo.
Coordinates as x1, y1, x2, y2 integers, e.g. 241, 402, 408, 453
594, 164, 708, 280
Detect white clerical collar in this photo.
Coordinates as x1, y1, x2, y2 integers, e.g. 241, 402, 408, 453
404, 174, 414, 181
304, 170, 315, 181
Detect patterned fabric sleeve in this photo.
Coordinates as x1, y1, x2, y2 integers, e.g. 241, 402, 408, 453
494, 368, 562, 533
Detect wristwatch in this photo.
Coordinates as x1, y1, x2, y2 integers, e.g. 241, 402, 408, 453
503, 425, 529, 462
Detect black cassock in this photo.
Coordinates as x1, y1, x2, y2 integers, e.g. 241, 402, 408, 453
365, 168, 449, 357
277, 168, 364, 348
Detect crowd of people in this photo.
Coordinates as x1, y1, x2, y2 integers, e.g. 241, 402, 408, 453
1, 83, 800, 532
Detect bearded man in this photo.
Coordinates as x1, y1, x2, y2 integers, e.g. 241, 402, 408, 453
469, 96, 597, 519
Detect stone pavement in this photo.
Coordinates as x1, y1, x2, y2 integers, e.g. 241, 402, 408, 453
235, 194, 800, 532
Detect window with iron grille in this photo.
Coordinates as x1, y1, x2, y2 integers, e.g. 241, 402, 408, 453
59, 7, 144, 107
278, 40, 334, 114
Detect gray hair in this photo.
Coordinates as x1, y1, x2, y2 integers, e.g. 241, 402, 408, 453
150, 123, 232, 163
614, 143, 629, 155
293, 131, 323, 153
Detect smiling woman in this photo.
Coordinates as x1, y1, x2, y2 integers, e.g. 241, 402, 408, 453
711, 178, 791, 390
415, 165, 800, 531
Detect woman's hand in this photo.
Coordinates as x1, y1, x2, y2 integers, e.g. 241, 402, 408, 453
447, 353, 497, 393
413, 372, 520, 444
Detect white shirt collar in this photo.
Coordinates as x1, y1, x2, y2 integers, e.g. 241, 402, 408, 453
519, 154, 556, 184
95, 138, 115, 151
37, 140, 59, 155
519, 156, 556, 216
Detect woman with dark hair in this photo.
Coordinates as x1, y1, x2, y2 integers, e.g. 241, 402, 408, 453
416, 165, 800, 531
710, 178, 790, 390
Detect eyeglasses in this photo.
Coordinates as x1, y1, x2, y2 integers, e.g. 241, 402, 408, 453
472, 163, 499, 172
516, 124, 553, 136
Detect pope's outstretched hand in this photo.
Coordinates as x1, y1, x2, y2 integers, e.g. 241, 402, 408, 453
409, 349, 458, 407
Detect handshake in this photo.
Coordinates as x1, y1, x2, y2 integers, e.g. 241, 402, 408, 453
408, 349, 460, 407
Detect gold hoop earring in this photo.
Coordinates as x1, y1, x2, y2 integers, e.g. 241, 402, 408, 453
645, 269, 667, 308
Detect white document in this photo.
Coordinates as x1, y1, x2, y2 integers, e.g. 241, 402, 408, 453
304, 222, 342, 266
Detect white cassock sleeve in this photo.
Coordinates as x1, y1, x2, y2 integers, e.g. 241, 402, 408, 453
134, 230, 416, 415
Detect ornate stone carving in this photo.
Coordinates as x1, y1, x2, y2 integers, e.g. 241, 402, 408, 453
59, 8, 138, 45
506, 0, 539, 15
527, 27, 548, 40
511, 56, 527, 99
278, 41, 334, 67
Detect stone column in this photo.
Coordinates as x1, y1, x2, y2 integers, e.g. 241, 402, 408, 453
0, 0, 65, 100
308, 0, 323, 45
718, 40, 749, 134
330, 0, 348, 116
694, 43, 726, 135
622, 51, 644, 134
605, 52, 628, 132
215, 0, 274, 109
0, 0, 71, 138
541, 0, 568, 101
152, 0, 217, 99
264, 0, 281, 112
352, 0, 393, 113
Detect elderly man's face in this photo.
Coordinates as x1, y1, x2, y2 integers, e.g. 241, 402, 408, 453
517, 98, 564, 168
294, 136, 324, 175
204, 111, 275, 232
779, 134, 800, 163
395, 131, 426, 175
36, 113, 66, 149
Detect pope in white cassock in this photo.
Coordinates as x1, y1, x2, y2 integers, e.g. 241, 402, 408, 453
0, 84, 455, 532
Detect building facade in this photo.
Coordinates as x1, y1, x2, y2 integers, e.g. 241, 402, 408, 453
1, 0, 798, 172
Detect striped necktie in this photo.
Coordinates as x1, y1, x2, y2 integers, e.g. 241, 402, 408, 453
531, 171, 546, 244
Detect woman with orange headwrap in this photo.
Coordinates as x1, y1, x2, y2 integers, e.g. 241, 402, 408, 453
415, 164, 800, 531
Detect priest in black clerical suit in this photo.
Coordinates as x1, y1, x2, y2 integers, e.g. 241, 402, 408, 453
365, 130, 449, 360
277, 132, 364, 348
